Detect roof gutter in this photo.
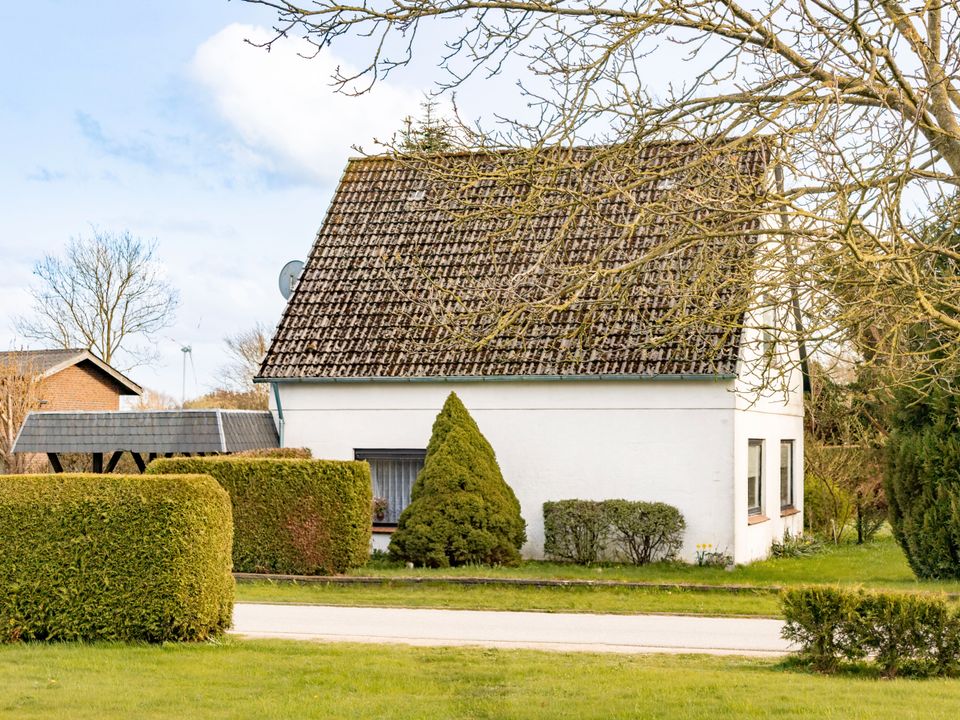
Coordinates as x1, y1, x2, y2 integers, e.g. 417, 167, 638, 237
271, 382, 285, 447
255, 373, 736, 385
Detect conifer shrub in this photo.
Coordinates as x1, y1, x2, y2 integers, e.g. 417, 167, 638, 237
149, 457, 370, 575
389, 392, 526, 567
885, 380, 960, 579
782, 587, 960, 677
0, 473, 233, 643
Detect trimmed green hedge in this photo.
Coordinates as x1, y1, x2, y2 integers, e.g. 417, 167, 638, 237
0, 473, 233, 643
148, 457, 371, 575
543, 499, 686, 565
782, 587, 960, 676
233, 447, 313, 459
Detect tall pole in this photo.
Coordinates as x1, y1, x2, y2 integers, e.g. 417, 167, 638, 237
181, 345, 191, 407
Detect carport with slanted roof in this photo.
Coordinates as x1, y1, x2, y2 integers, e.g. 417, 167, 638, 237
12, 409, 279, 473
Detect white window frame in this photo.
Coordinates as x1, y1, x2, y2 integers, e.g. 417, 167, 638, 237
780, 440, 795, 510
747, 439, 764, 516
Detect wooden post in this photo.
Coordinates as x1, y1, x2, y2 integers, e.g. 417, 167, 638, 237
130, 452, 147, 473
92, 452, 103, 473
104, 451, 124, 473
46, 453, 63, 473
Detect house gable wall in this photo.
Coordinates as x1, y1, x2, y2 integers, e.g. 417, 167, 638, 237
38, 362, 123, 411
731, 291, 806, 563
274, 379, 739, 561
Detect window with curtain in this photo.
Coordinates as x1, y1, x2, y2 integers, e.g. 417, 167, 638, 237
354, 449, 426, 526
748, 439, 764, 516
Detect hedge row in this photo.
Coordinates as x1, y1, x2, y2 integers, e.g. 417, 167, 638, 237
233, 447, 313, 459
148, 457, 371, 575
0, 473, 233, 643
782, 587, 960, 676
543, 499, 685, 565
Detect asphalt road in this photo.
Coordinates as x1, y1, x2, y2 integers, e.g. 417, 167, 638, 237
231, 603, 793, 656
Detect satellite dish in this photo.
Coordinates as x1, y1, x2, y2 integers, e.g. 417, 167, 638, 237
278, 260, 305, 300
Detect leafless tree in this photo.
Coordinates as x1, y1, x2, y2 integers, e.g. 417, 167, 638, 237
240, 1, 960, 392
131, 388, 179, 410
219, 323, 270, 405
0, 354, 43, 474
17, 230, 179, 370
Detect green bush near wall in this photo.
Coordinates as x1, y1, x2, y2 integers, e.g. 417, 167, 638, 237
148, 457, 371, 575
389, 392, 526, 568
0, 473, 233, 643
543, 499, 686, 565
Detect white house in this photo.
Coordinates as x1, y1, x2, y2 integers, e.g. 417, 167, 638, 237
256, 142, 804, 564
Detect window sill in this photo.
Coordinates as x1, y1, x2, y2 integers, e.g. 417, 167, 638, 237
747, 514, 769, 526
780, 506, 800, 518
372, 525, 398, 533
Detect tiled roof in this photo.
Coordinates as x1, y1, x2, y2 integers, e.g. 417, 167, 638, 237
12, 410, 278, 454
0, 348, 142, 395
258, 142, 770, 381
0, 348, 86, 375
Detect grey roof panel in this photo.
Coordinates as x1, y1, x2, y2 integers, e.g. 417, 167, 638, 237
12, 410, 279, 454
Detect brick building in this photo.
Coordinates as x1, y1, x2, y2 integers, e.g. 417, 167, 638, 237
0, 349, 142, 411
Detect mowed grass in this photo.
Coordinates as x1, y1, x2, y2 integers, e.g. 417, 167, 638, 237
3, 639, 960, 720
236, 580, 783, 616
235, 535, 960, 617
352, 534, 959, 592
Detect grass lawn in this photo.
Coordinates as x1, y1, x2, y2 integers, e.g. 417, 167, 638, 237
234, 534, 960, 617
236, 580, 784, 616
3, 639, 960, 719
353, 533, 960, 592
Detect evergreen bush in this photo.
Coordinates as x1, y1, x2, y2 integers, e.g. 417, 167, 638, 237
782, 587, 960, 677
885, 380, 960, 579
149, 457, 370, 575
388, 392, 526, 567
0, 473, 233, 643
543, 499, 686, 565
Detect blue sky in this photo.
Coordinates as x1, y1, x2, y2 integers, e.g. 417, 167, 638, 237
0, 1, 705, 400
0, 1, 445, 399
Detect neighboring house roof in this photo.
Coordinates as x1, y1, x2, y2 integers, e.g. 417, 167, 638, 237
12, 410, 278, 454
258, 141, 771, 382
0, 348, 143, 396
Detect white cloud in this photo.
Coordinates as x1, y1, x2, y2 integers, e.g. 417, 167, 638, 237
192, 24, 423, 183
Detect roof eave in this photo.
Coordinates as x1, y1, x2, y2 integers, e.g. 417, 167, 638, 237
254, 373, 737, 384
42, 350, 143, 396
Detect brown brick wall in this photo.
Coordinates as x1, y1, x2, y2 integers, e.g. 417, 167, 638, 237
38, 362, 123, 411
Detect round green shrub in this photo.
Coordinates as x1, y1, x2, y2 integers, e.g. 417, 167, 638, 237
389, 392, 526, 567
148, 457, 371, 575
885, 382, 960, 579
0, 473, 233, 643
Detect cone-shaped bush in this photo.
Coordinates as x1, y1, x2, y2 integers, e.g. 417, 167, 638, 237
389, 392, 526, 567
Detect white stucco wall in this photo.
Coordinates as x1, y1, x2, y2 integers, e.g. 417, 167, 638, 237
274, 379, 743, 561
732, 298, 807, 563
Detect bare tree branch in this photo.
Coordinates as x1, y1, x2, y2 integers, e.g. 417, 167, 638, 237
16, 230, 179, 370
